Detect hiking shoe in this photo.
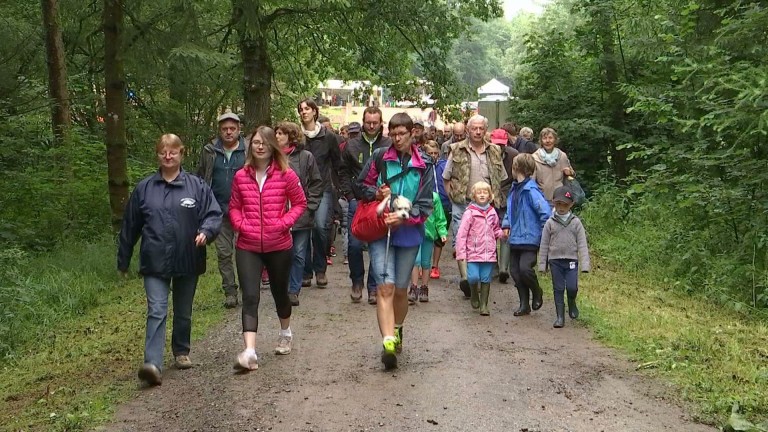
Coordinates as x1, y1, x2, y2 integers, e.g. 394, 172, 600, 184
224, 294, 238, 309
302, 277, 312, 287
289, 293, 300, 306
138, 363, 162, 386
429, 267, 440, 279
419, 285, 429, 302
381, 338, 398, 369
407, 284, 419, 305
350, 282, 363, 303
368, 291, 377, 305
174, 355, 193, 369
275, 335, 292, 355
234, 350, 258, 371
394, 327, 403, 353
316, 273, 328, 287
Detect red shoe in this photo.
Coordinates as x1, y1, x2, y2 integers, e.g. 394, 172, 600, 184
430, 267, 440, 279
326, 256, 333, 265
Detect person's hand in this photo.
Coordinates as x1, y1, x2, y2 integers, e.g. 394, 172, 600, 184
563, 167, 575, 177
375, 185, 391, 201
384, 212, 404, 227
503, 228, 510, 238
195, 232, 207, 247
441, 236, 447, 243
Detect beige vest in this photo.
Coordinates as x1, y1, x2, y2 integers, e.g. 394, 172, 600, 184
447, 139, 505, 208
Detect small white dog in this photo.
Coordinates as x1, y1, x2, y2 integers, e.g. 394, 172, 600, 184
376, 194, 412, 220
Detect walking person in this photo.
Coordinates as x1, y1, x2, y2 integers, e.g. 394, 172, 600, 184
502, 154, 551, 316
276, 122, 323, 307
197, 112, 247, 308
118, 134, 222, 386
230, 126, 308, 370
539, 186, 591, 328
356, 113, 434, 369
533, 127, 575, 204
429, 140, 452, 279
408, 141, 448, 303
490, 128, 519, 284
298, 99, 342, 288
455, 181, 505, 315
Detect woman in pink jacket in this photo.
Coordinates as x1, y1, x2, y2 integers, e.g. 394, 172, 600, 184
455, 181, 505, 316
229, 126, 307, 371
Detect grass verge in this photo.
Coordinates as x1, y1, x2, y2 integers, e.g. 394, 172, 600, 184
0, 239, 226, 432
577, 257, 768, 426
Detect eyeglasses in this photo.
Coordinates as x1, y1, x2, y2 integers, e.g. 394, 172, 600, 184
251, 140, 266, 148
157, 151, 180, 158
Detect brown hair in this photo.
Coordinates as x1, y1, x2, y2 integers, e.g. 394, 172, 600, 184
501, 122, 518, 136
155, 134, 185, 156
389, 112, 414, 131
246, 126, 289, 172
296, 98, 319, 121
276, 121, 303, 145
512, 153, 536, 177
362, 106, 383, 121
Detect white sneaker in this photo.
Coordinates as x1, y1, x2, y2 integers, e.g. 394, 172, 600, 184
275, 335, 292, 355
234, 350, 258, 371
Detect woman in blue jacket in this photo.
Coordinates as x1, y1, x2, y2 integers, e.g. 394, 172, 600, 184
501, 153, 551, 317
118, 134, 222, 386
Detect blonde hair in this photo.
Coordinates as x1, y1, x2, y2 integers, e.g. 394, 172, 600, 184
155, 133, 185, 155
512, 153, 536, 177
520, 127, 533, 140
471, 181, 493, 201
246, 126, 289, 172
423, 140, 439, 154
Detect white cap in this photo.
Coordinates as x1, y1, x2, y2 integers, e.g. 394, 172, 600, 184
217, 111, 240, 123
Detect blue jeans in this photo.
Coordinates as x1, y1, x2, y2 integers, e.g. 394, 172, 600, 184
467, 262, 494, 284
289, 229, 311, 295
368, 236, 420, 289
451, 202, 468, 248
549, 259, 579, 306
304, 191, 333, 277
347, 199, 377, 293
143, 275, 198, 370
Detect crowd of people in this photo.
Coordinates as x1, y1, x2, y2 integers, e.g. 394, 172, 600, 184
116, 100, 591, 386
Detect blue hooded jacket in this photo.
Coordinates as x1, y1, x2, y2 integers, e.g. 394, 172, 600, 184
502, 177, 551, 248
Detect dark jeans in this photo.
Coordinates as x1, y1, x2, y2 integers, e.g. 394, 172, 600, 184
236, 248, 293, 333
509, 248, 540, 294
347, 199, 377, 293
549, 259, 579, 306
289, 229, 311, 295
143, 275, 198, 370
304, 191, 333, 277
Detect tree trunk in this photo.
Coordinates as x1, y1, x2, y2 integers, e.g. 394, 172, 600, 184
240, 31, 272, 131
103, 0, 129, 232
41, 0, 71, 144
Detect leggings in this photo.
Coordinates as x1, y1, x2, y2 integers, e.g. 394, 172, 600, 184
236, 248, 293, 333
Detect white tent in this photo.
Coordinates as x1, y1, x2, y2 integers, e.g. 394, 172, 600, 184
477, 78, 510, 99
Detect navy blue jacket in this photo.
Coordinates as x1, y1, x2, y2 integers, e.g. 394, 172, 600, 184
118, 170, 222, 277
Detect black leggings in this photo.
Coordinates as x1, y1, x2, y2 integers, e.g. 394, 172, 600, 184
236, 248, 293, 333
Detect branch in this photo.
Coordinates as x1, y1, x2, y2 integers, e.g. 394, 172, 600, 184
264, 6, 335, 26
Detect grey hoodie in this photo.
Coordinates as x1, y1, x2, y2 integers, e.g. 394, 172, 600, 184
538, 213, 591, 272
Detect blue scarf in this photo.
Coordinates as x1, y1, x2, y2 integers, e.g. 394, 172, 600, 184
537, 147, 560, 167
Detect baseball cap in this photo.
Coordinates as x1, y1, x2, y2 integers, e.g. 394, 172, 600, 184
490, 128, 508, 144
348, 122, 361, 134
553, 186, 574, 204
413, 119, 425, 128
217, 111, 240, 123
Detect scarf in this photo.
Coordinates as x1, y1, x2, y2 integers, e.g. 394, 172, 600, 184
302, 123, 322, 139
537, 147, 561, 167
282, 144, 296, 155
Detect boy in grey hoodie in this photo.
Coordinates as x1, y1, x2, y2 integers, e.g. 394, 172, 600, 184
538, 186, 591, 328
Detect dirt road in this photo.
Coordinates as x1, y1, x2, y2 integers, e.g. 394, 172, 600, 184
100, 248, 715, 432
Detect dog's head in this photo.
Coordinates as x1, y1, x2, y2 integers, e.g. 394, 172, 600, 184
391, 195, 412, 220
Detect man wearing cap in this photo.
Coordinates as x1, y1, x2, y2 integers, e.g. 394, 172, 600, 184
347, 122, 362, 141
490, 128, 519, 283
440, 122, 466, 159
338, 106, 391, 304
412, 120, 426, 147
197, 111, 247, 308
443, 115, 507, 298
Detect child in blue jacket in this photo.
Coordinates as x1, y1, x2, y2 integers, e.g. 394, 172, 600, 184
501, 153, 551, 317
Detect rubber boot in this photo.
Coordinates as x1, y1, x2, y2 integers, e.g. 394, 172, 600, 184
513, 285, 531, 316
470, 282, 480, 309
568, 293, 579, 319
531, 285, 544, 311
553, 303, 565, 328
458, 260, 470, 298
479, 283, 491, 316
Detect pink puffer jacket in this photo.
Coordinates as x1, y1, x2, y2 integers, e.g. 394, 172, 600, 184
229, 161, 307, 253
455, 203, 504, 262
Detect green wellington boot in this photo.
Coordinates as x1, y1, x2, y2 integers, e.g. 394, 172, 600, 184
479, 283, 491, 316
470, 282, 480, 309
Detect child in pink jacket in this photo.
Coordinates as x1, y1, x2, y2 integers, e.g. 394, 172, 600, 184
455, 181, 505, 315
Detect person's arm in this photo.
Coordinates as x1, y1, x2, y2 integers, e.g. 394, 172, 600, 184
407, 163, 435, 225
228, 172, 245, 231
356, 148, 382, 202
338, 146, 354, 199
305, 154, 324, 213
538, 220, 552, 272
501, 190, 512, 230
454, 211, 472, 261
280, 170, 308, 230
329, 133, 342, 191
492, 210, 504, 239
197, 181, 222, 243
533, 191, 552, 229
442, 158, 454, 196
433, 194, 448, 240
117, 186, 144, 272
575, 218, 591, 272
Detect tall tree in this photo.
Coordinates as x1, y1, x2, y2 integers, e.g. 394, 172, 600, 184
103, 0, 128, 231
41, 0, 71, 143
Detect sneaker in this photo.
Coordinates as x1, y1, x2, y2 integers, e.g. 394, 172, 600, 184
429, 267, 440, 279
289, 293, 299, 306
330, 246, 337, 257
261, 269, 270, 289
138, 363, 162, 386
394, 327, 403, 354
343, 256, 348, 265
419, 285, 429, 302
224, 294, 238, 309
302, 277, 312, 288
368, 291, 377, 305
174, 355, 193, 369
407, 284, 419, 305
381, 338, 398, 369
275, 335, 292, 355
234, 350, 258, 371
